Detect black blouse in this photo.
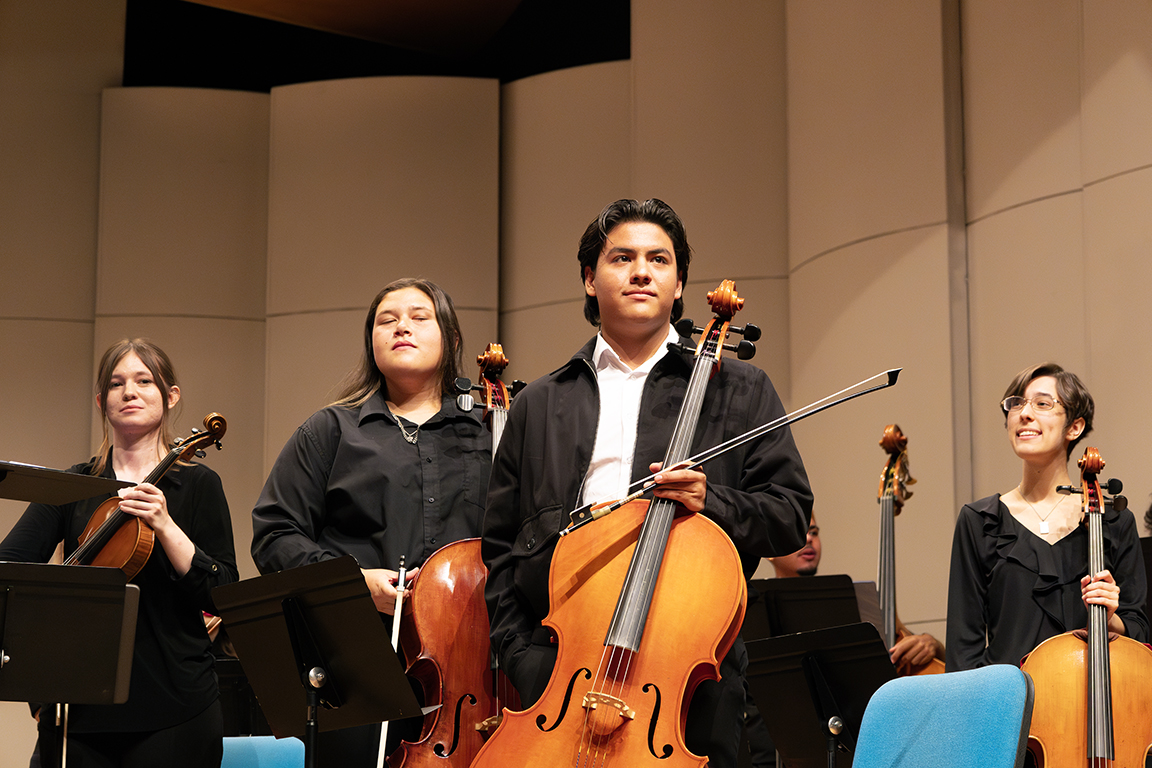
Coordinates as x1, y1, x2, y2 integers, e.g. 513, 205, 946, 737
0, 459, 238, 732
946, 493, 1148, 671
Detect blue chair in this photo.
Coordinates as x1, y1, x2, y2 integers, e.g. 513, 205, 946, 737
852, 665, 1034, 768
221, 735, 304, 768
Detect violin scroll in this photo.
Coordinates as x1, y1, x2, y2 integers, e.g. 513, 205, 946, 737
174, 413, 227, 460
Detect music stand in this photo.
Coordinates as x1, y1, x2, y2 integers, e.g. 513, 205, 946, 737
754, 574, 862, 637
212, 556, 423, 768
746, 623, 896, 768
0, 461, 131, 505
0, 563, 139, 768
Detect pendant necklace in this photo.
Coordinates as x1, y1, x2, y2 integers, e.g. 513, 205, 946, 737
1018, 488, 1064, 535
396, 417, 419, 444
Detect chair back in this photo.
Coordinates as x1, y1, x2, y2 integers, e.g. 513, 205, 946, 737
853, 665, 1034, 768
221, 735, 304, 768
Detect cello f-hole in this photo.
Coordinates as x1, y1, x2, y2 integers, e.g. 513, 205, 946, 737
641, 682, 672, 759
536, 668, 591, 733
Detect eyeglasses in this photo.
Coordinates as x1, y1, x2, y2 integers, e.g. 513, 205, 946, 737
1001, 395, 1060, 413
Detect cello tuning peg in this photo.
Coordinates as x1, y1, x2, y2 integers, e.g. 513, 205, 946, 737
1109, 494, 1128, 513
723, 340, 756, 360
1056, 484, 1080, 495
511, 380, 527, 396
1105, 478, 1124, 494
733, 323, 762, 342
673, 318, 699, 337
667, 342, 695, 356
214, 440, 223, 451
194, 449, 207, 459
456, 393, 476, 412
454, 377, 473, 393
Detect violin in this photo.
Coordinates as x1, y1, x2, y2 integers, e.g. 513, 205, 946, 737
63, 412, 226, 580
389, 344, 522, 768
470, 280, 757, 768
875, 425, 943, 675
1022, 448, 1152, 767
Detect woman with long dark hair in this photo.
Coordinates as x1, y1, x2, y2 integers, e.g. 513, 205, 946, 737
251, 278, 491, 767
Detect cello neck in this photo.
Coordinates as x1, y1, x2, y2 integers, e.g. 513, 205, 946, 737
604, 306, 731, 653
1079, 447, 1115, 764
877, 492, 897, 648
490, 406, 507, 453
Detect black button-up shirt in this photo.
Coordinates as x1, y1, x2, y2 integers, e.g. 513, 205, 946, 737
251, 392, 491, 574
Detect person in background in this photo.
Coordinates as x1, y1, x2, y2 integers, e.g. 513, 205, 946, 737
0, 338, 237, 768
947, 362, 1148, 671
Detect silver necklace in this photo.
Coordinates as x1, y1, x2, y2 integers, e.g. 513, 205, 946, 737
396, 418, 419, 444
1017, 488, 1065, 535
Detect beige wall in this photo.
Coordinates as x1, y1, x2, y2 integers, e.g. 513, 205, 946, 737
0, 0, 127, 758
4, 0, 1152, 762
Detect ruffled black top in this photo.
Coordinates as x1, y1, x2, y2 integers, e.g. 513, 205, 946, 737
945, 494, 1148, 671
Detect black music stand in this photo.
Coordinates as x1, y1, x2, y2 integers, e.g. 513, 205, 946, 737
754, 575, 862, 637
746, 623, 896, 768
212, 556, 423, 768
0, 563, 139, 768
0, 460, 132, 505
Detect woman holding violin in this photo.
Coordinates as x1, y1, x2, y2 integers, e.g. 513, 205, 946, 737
0, 338, 238, 768
481, 199, 812, 768
946, 362, 1148, 671
250, 278, 490, 768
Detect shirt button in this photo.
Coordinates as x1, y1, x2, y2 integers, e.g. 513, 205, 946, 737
427, 497, 435, 503
211, 564, 218, 572
430, 538, 437, 545
527, 537, 536, 550
426, 457, 432, 463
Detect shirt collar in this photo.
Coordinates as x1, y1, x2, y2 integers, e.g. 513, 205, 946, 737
358, 391, 481, 428
591, 325, 680, 376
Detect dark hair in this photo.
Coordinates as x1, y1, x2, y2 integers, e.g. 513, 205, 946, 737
1001, 362, 1094, 459
332, 278, 464, 407
577, 198, 692, 326
93, 339, 180, 475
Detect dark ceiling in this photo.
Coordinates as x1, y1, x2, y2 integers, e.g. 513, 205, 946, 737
123, 0, 630, 92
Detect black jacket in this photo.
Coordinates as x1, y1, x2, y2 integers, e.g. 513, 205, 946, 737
482, 336, 813, 689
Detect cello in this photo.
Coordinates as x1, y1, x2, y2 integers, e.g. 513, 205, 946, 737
470, 280, 756, 768
1022, 447, 1152, 767
63, 412, 226, 580
875, 424, 944, 675
389, 343, 522, 768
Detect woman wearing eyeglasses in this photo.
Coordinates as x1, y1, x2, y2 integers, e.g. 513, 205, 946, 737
945, 362, 1148, 671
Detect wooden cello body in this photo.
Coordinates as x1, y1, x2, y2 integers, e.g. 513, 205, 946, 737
1022, 447, 1152, 767
470, 281, 756, 768
1024, 631, 1152, 767
470, 499, 745, 768
392, 538, 498, 768
388, 344, 521, 768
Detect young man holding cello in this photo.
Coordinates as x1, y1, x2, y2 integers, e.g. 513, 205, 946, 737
481, 198, 813, 767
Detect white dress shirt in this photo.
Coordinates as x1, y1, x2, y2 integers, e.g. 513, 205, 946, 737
580, 325, 681, 508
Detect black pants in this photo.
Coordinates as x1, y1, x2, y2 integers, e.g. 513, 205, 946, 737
35, 699, 223, 768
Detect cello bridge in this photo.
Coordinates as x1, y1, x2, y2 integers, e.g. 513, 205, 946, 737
582, 692, 635, 720
476, 714, 501, 733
